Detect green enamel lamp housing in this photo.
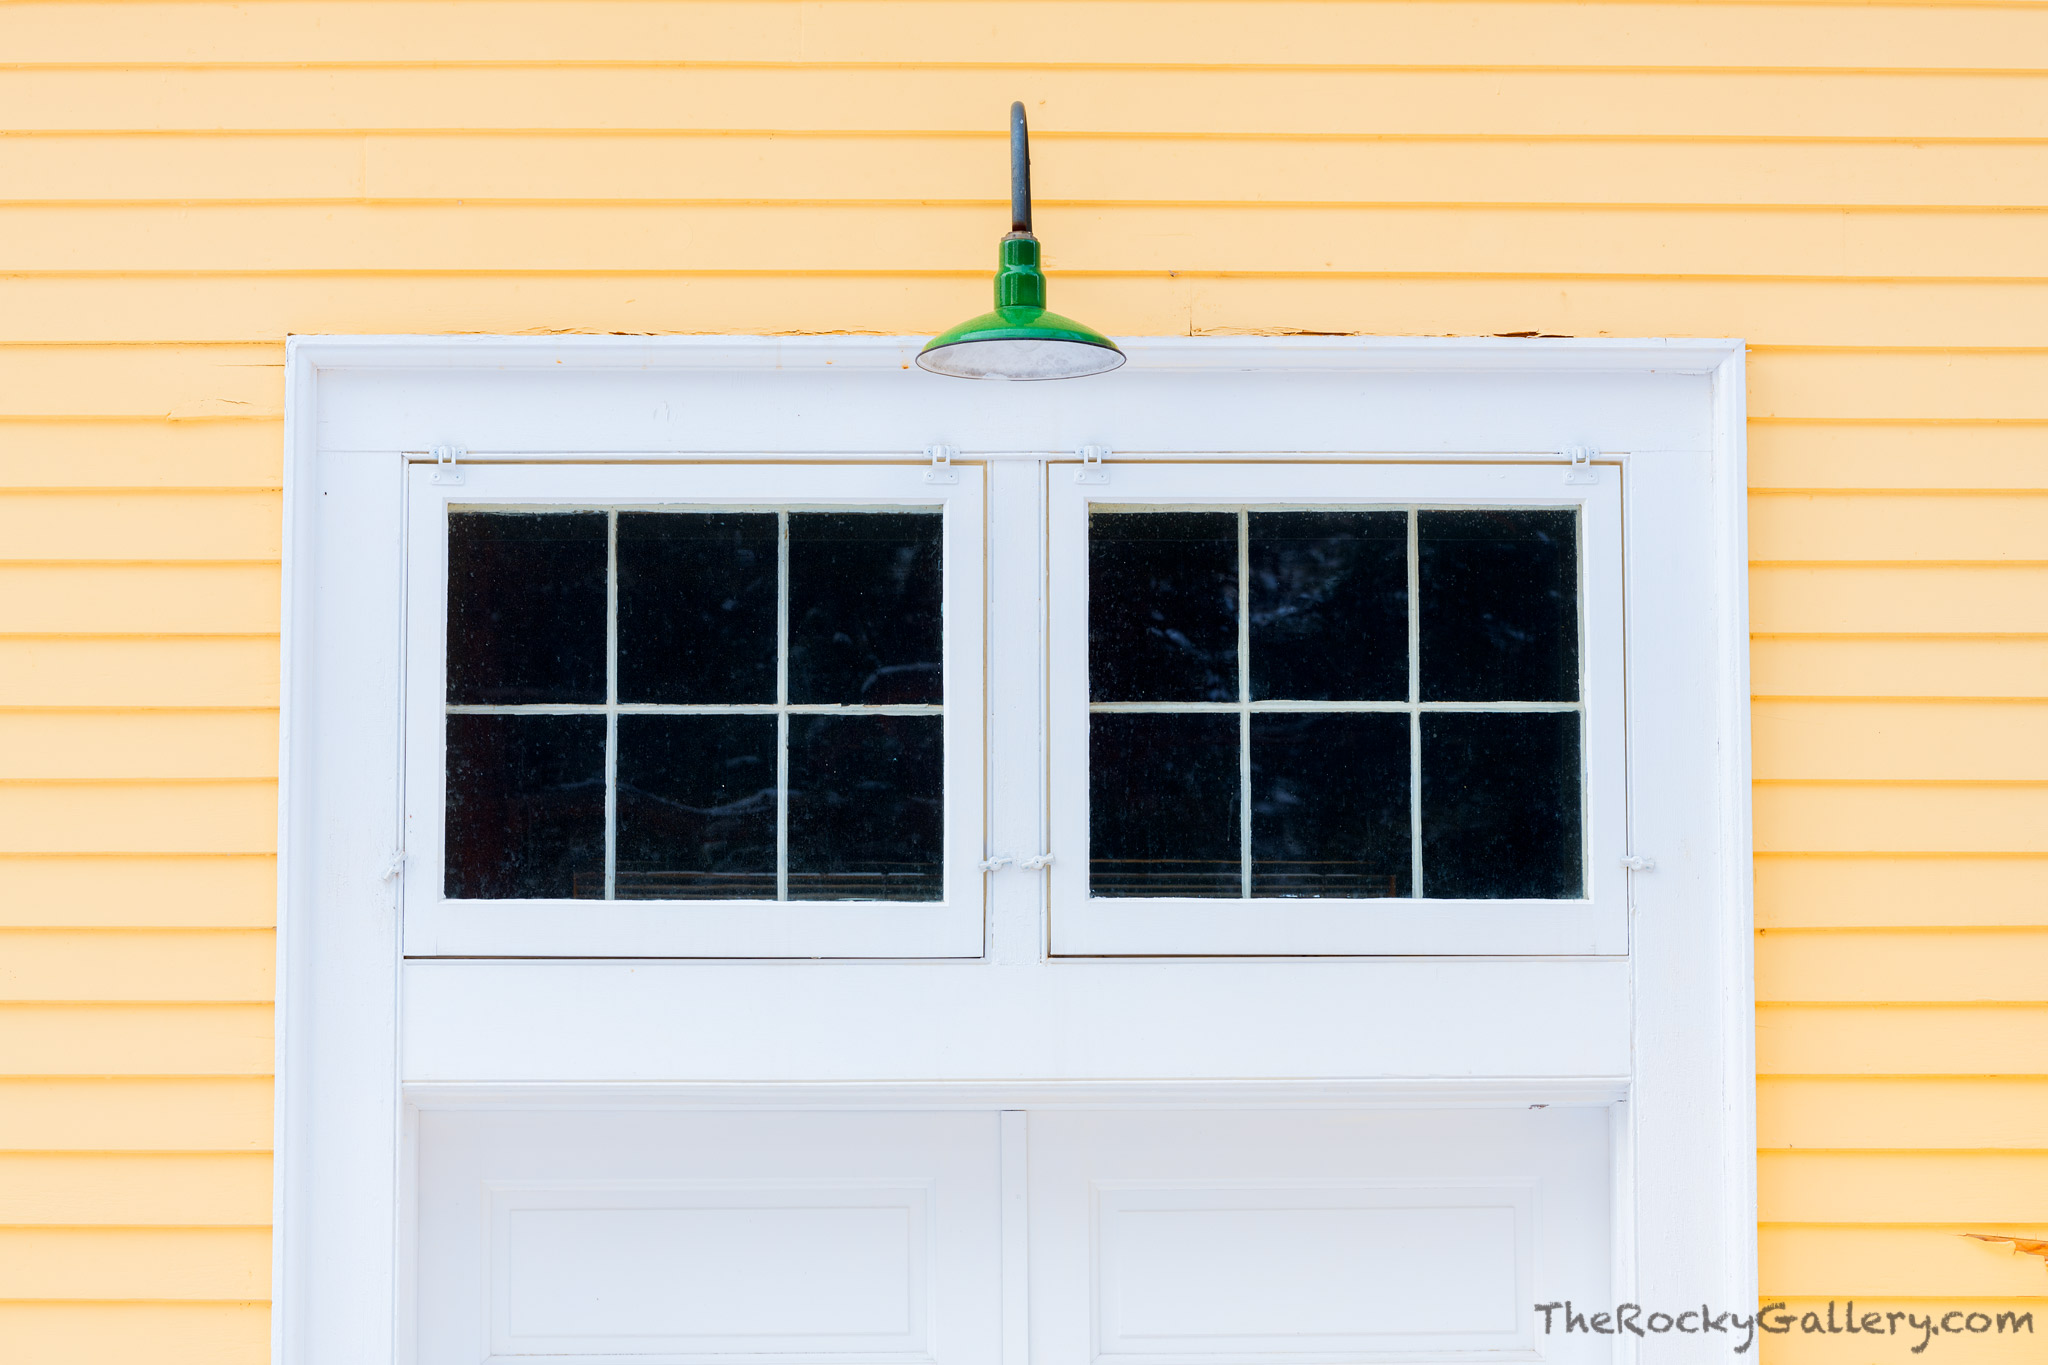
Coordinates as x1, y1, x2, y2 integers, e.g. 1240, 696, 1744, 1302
918, 103, 1125, 380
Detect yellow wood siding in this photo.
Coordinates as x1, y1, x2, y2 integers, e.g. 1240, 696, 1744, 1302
2, 2, 2042, 1359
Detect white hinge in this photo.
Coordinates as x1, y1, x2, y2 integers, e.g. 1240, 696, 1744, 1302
1563, 444, 1598, 485
1620, 854, 1656, 872
980, 852, 1053, 873
1075, 444, 1110, 485
430, 443, 464, 485
924, 444, 959, 485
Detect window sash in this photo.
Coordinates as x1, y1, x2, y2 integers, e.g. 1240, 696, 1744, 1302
401, 462, 986, 959
1047, 463, 1629, 957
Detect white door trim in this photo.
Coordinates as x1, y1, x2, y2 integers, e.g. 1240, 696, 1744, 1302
275, 334, 1753, 1365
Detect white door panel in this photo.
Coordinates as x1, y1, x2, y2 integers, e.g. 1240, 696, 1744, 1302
414, 1109, 1005, 1365
1027, 1108, 1611, 1364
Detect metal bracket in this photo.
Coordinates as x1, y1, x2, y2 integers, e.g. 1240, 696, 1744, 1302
980, 853, 1053, 873
924, 444, 959, 485
1075, 444, 1110, 485
380, 850, 408, 881
1563, 444, 1598, 485
1620, 854, 1656, 872
430, 443, 464, 485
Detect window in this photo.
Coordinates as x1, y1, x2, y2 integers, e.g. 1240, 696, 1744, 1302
402, 463, 986, 959
1048, 463, 1627, 956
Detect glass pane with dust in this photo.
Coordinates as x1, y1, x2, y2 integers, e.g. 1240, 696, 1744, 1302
1090, 511, 1239, 703
1090, 712, 1241, 897
444, 713, 606, 899
1421, 710, 1582, 899
446, 511, 608, 705
615, 714, 778, 900
1251, 712, 1411, 898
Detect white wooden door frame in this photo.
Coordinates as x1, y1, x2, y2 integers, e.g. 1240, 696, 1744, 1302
275, 334, 1754, 1365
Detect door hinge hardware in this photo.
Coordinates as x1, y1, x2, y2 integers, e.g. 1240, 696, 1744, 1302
924, 444, 959, 485
980, 853, 1053, 873
430, 443, 464, 485
1620, 854, 1656, 872
380, 850, 408, 881
1075, 444, 1110, 485
1563, 444, 1598, 485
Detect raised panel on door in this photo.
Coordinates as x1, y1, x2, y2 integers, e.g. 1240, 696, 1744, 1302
414, 1109, 1005, 1365
1026, 1108, 1611, 1364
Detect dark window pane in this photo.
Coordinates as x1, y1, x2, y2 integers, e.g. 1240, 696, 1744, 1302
446, 511, 607, 704
1420, 711, 1582, 899
1249, 511, 1407, 701
788, 715, 942, 901
1090, 712, 1240, 897
787, 512, 942, 705
1251, 713, 1410, 898
1419, 509, 1578, 702
444, 713, 605, 899
617, 512, 777, 704
615, 715, 777, 901
1090, 512, 1239, 703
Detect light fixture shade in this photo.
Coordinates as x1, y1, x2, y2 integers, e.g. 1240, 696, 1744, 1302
917, 307, 1126, 380
918, 104, 1125, 381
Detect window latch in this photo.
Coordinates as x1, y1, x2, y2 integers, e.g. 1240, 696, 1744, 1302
924, 444, 959, 485
1620, 854, 1656, 872
380, 849, 408, 881
430, 443, 464, 485
1075, 444, 1110, 485
980, 852, 1053, 873
1563, 444, 1598, 485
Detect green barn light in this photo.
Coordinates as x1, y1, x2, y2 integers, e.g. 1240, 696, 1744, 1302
917, 103, 1125, 381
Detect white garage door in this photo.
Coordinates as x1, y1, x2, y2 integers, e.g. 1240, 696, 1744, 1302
414, 1106, 1609, 1364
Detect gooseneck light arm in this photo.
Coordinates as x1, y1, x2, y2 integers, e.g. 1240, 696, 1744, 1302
1010, 101, 1033, 235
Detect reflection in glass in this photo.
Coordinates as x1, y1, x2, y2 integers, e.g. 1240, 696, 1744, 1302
1251, 712, 1410, 898
1090, 512, 1238, 702
1421, 711, 1582, 899
615, 715, 777, 900
1419, 509, 1579, 702
1090, 712, 1241, 897
446, 511, 607, 704
444, 713, 605, 899
1249, 511, 1407, 701
788, 714, 943, 900
788, 512, 943, 705
617, 512, 777, 704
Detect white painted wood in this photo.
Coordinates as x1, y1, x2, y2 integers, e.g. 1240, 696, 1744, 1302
402, 959, 1632, 1082
278, 335, 1754, 1365
985, 460, 1050, 966
1026, 1108, 1609, 1364
488, 1182, 933, 1356
274, 431, 410, 1365
400, 461, 986, 959
304, 336, 1721, 458
1000, 1112, 1030, 1365
1046, 462, 1626, 957
414, 1108, 1003, 1365
405, 1078, 1633, 1112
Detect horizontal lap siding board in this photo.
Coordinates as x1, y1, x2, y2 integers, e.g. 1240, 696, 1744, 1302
2, 3, 2041, 1361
